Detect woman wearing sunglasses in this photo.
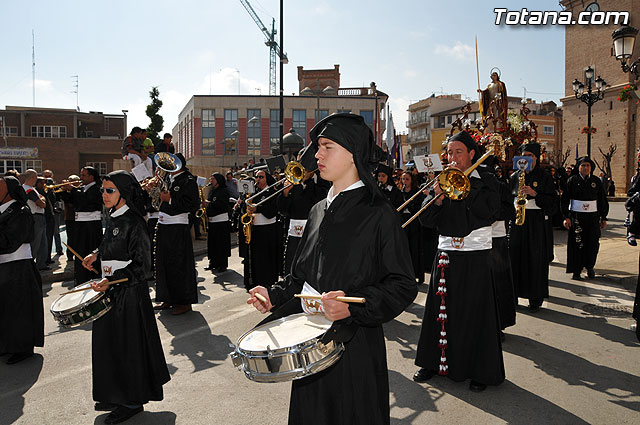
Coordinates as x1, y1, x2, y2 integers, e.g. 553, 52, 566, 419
83, 171, 170, 424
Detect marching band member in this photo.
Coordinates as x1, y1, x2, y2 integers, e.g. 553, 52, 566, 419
399, 171, 426, 284
561, 156, 609, 280
376, 163, 403, 209
82, 171, 170, 424
413, 131, 504, 392
61, 166, 103, 286
21, 169, 48, 270
204, 173, 231, 273
247, 113, 417, 425
153, 154, 200, 315
0, 176, 44, 365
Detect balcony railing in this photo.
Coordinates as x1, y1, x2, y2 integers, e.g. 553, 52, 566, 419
406, 115, 430, 127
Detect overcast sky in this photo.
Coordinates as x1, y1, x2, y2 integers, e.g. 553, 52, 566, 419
1, 0, 566, 136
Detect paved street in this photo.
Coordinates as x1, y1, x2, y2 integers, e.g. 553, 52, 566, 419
1, 202, 638, 425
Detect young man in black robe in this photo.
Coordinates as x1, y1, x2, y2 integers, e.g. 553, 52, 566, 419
247, 113, 417, 425
413, 131, 504, 392
153, 154, 200, 315
508, 143, 557, 312
0, 176, 44, 365
561, 156, 609, 279
83, 171, 170, 424
61, 166, 103, 286
204, 173, 231, 273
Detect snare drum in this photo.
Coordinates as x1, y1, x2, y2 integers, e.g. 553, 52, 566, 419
50, 280, 112, 328
230, 313, 344, 383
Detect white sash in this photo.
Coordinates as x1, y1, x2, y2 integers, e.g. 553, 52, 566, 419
146, 212, 159, 220
491, 220, 507, 238
75, 211, 102, 221
253, 213, 276, 226
101, 259, 132, 278
208, 213, 229, 223
300, 282, 325, 315
158, 212, 189, 225
0, 243, 32, 264
570, 199, 598, 213
438, 226, 492, 252
288, 219, 307, 237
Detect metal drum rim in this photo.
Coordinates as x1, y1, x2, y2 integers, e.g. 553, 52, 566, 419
50, 280, 105, 315
56, 301, 112, 329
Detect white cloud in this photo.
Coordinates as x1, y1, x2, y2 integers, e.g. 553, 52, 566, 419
388, 96, 411, 134
29, 79, 53, 91
196, 67, 269, 97
434, 41, 474, 61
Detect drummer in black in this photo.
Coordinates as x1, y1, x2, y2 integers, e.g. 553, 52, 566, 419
247, 113, 417, 425
82, 171, 170, 424
561, 156, 609, 279
204, 173, 231, 273
0, 176, 44, 365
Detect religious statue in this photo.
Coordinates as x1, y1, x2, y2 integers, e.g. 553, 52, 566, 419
479, 68, 508, 130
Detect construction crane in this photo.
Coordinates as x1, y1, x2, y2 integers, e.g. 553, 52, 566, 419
239, 0, 288, 95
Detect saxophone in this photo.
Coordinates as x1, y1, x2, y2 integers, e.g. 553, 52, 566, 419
195, 185, 209, 233
515, 170, 528, 226
241, 203, 254, 244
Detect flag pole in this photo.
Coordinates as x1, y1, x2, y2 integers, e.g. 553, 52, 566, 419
475, 35, 483, 122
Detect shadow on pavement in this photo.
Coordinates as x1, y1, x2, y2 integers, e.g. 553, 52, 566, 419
503, 334, 640, 412
0, 354, 43, 425
549, 278, 636, 302
94, 410, 177, 424
157, 310, 232, 374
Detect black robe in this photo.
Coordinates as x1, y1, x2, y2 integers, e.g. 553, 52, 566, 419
561, 173, 609, 273
92, 207, 170, 405
380, 184, 404, 209
277, 179, 328, 276
508, 167, 557, 303
0, 201, 44, 354
415, 172, 505, 385
244, 188, 279, 290
155, 172, 199, 305
206, 185, 231, 269
268, 186, 417, 425
61, 183, 103, 285
400, 188, 425, 283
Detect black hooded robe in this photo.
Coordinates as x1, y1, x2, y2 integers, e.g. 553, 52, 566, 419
508, 166, 557, 304
561, 173, 609, 274
155, 172, 199, 305
267, 186, 417, 425
414, 171, 504, 385
0, 200, 44, 354
244, 188, 279, 290
206, 181, 231, 270
400, 188, 426, 283
92, 206, 170, 405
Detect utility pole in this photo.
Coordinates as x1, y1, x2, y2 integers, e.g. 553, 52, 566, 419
279, 0, 284, 155
71, 75, 79, 111
32, 30, 36, 107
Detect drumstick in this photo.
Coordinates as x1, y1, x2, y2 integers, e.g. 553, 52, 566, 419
254, 292, 268, 303
294, 294, 366, 304
63, 242, 99, 274
59, 278, 129, 295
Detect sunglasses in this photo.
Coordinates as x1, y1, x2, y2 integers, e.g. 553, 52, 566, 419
100, 188, 118, 194
256, 176, 265, 179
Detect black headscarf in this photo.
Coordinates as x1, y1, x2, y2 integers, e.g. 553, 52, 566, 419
376, 164, 394, 184
575, 156, 596, 175
211, 173, 226, 188
309, 113, 384, 202
1, 176, 28, 206
448, 131, 480, 163
521, 143, 541, 159
102, 170, 146, 217
175, 153, 189, 172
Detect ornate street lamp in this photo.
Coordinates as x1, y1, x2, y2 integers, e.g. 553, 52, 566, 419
612, 24, 640, 80
572, 66, 607, 157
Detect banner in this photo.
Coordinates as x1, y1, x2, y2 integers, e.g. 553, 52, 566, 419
0, 147, 39, 159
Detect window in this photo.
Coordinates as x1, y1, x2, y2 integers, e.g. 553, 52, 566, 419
247, 109, 261, 157
24, 160, 42, 173
292, 109, 306, 143
315, 109, 329, 121
224, 109, 238, 156
202, 109, 216, 154
360, 110, 374, 131
270, 109, 281, 154
435, 116, 446, 128
2, 126, 17, 136
447, 115, 453, 124
86, 162, 107, 176
0, 159, 23, 174
542, 125, 554, 135
30, 125, 66, 138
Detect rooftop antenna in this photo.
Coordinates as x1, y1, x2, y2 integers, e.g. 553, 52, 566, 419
71, 75, 79, 110
32, 29, 35, 106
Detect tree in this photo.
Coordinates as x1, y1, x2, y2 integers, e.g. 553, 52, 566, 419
145, 86, 163, 145
593, 143, 617, 178
550, 146, 571, 168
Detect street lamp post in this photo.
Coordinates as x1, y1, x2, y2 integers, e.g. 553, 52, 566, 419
572, 66, 606, 158
612, 24, 640, 81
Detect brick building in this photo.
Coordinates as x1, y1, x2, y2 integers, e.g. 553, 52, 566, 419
172, 65, 388, 175
0, 106, 126, 180
561, 0, 640, 193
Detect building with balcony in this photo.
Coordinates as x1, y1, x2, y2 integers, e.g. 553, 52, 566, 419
173, 65, 388, 176
0, 106, 126, 179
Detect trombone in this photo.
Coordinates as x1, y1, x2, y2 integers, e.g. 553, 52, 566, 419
44, 180, 82, 193
245, 161, 311, 208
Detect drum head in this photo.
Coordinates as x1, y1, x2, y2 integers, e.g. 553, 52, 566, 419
238, 313, 332, 352
51, 281, 103, 313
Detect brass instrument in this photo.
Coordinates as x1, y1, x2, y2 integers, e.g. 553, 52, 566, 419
241, 209, 254, 244
195, 184, 210, 233
44, 180, 82, 193
514, 170, 527, 226
245, 161, 310, 208
141, 152, 182, 210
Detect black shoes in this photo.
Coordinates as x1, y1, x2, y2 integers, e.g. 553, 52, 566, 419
469, 380, 487, 392
104, 405, 143, 424
586, 268, 595, 278
571, 272, 582, 280
94, 402, 117, 411
413, 368, 436, 383
6, 351, 34, 365
528, 304, 541, 313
